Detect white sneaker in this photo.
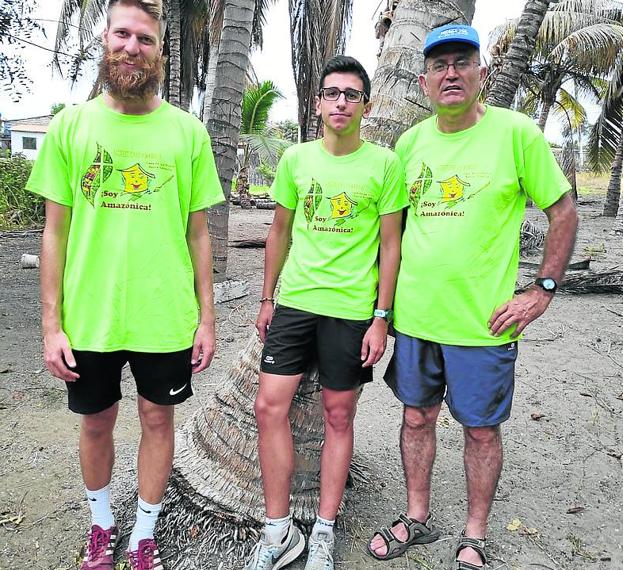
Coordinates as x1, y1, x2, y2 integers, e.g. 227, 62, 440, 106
244, 523, 305, 570
304, 531, 334, 570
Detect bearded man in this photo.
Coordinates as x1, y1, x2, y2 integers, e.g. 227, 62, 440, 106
26, 1, 224, 568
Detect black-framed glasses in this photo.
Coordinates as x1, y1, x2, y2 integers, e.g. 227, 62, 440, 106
426, 58, 480, 75
319, 87, 367, 103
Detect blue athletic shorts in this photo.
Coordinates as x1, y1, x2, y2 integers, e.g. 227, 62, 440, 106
384, 331, 518, 427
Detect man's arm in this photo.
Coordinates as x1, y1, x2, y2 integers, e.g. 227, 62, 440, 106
361, 210, 404, 367
489, 192, 578, 336
187, 209, 217, 373
255, 205, 295, 342
40, 200, 79, 381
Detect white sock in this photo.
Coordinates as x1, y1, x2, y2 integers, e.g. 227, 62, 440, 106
128, 496, 162, 551
86, 484, 115, 530
311, 516, 335, 540
264, 514, 291, 545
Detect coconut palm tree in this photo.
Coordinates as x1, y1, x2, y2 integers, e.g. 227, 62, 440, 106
361, 0, 477, 148
289, 0, 353, 142
236, 80, 291, 208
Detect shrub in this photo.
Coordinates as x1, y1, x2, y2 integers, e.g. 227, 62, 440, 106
0, 152, 43, 228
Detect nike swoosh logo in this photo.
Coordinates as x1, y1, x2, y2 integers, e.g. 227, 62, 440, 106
169, 384, 188, 396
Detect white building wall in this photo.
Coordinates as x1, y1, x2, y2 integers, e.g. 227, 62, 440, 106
10, 131, 46, 159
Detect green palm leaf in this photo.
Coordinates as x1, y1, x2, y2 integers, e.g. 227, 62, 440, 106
241, 80, 284, 135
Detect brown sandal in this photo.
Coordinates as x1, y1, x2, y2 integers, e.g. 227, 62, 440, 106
454, 531, 487, 569
367, 513, 440, 561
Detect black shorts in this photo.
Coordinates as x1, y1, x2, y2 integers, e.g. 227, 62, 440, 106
260, 306, 373, 391
66, 348, 193, 415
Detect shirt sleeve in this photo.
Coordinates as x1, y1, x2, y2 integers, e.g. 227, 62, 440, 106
518, 121, 571, 210
25, 113, 73, 206
378, 152, 409, 215
189, 131, 225, 211
269, 148, 297, 210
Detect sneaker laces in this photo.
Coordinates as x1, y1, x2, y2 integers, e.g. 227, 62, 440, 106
246, 538, 279, 569
308, 534, 334, 567
86, 526, 108, 560
128, 540, 156, 570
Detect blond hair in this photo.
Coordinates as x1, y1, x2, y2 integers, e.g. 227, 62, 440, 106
107, 0, 166, 38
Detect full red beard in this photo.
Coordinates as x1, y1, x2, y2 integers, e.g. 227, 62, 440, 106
99, 49, 165, 100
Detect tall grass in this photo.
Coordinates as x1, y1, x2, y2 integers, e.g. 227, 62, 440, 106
0, 153, 44, 229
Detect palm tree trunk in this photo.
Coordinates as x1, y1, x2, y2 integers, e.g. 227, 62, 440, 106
603, 134, 623, 217
167, 0, 182, 108
537, 96, 554, 131
485, 0, 552, 109
361, 0, 476, 148
202, 39, 221, 120
204, 0, 255, 281
152, 334, 336, 565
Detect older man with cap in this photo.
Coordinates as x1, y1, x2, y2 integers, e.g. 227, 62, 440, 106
367, 24, 578, 568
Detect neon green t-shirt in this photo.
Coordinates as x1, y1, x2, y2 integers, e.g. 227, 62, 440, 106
27, 96, 224, 352
393, 106, 570, 345
271, 139, 408, 320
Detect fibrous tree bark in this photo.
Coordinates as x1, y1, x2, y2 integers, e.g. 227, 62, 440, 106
486, 0, 552, 109
166, 0, 182, 108
361, 0, 476, 148
603, 134, 623, 217
204, 0, 255, 281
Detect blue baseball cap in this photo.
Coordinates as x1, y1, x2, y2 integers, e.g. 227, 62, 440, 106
423, 24, 480, 57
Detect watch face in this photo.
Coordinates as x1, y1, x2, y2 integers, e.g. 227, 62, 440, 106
542, 278, 556, 290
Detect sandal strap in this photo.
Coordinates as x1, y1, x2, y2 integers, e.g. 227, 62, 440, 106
395, 513, 433, 542
376, 526, 404, 557
456, 535, 487, 565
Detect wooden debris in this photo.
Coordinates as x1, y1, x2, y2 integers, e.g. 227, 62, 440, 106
519, 259, 591, 271
567, 506, 585, 514
229, 238, 266, 249
530, 412, 546, 421
213, 280, 249, 304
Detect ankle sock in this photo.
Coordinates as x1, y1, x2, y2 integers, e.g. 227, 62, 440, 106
85, 484, 115, 530
128, 496, 162, 551
264, 514, 291, 545
311, 516, 335, 540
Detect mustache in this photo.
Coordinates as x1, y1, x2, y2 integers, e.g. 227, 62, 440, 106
99, 49, 166, 100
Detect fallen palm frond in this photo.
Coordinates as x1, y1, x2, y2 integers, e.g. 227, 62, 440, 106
520, 219, 547, 254
559, 269, 623, 294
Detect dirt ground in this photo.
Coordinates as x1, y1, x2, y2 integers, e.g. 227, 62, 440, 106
0, 197, 622, 570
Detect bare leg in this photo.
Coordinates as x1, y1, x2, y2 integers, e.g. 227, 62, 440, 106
80, 403, 119, 490
317, 387, 358, 520
137, 396, 175, 503
457, 425, 502, 567
370, 403, 441, 556
254, 372, 302, 518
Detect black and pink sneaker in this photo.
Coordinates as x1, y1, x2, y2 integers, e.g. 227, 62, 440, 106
81, 524, 118, 569
127, 538, 164, 570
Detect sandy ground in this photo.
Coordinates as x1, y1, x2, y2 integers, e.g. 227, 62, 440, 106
0, 199, 621, 570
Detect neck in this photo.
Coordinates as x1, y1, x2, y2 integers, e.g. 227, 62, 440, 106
321, 128, 363, 156
102, 92, 162, 115
436, 102, 486, 134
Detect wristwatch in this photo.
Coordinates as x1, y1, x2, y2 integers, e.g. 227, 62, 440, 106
534, 277, 558, 293
373, 308, 394, 322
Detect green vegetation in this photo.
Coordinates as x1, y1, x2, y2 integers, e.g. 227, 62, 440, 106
0, 153, 43, 229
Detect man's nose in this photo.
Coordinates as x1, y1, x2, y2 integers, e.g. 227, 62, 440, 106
124, 35, 141, 55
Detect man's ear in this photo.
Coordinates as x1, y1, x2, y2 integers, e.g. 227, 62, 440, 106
314, 94, 322, 116
362, 100, 372, 119
418, 73, 429, 97
102, 28, 109, 47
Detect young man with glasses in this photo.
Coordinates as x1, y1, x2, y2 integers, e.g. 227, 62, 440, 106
367, 24, 578, 568
245, 55, 407, 570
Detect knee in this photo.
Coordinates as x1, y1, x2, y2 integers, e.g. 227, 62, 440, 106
81, 408, 116, 439
324, 405, 354, 433
254, 396, 288, 427
464, 425, 500, 445
139, 403, 173, 434
403, 406, 437, 431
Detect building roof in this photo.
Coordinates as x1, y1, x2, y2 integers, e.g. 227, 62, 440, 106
5, 115, 53, 133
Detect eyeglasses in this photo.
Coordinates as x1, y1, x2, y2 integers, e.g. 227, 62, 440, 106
426, 58, 480, 75
319, 87, 367, 103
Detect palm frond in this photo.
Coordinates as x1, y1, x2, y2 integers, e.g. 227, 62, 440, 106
241, 80, 284, 134
549, 23, 623, 71
239, 133, 292, 166
554, 87, 587, 130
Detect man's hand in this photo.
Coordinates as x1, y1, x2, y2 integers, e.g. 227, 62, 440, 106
191, 321, 216, 374
43, 331, 79, 382
361, 318, 389, 367
255, 301, 274, 343
489, 287, 553, 337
